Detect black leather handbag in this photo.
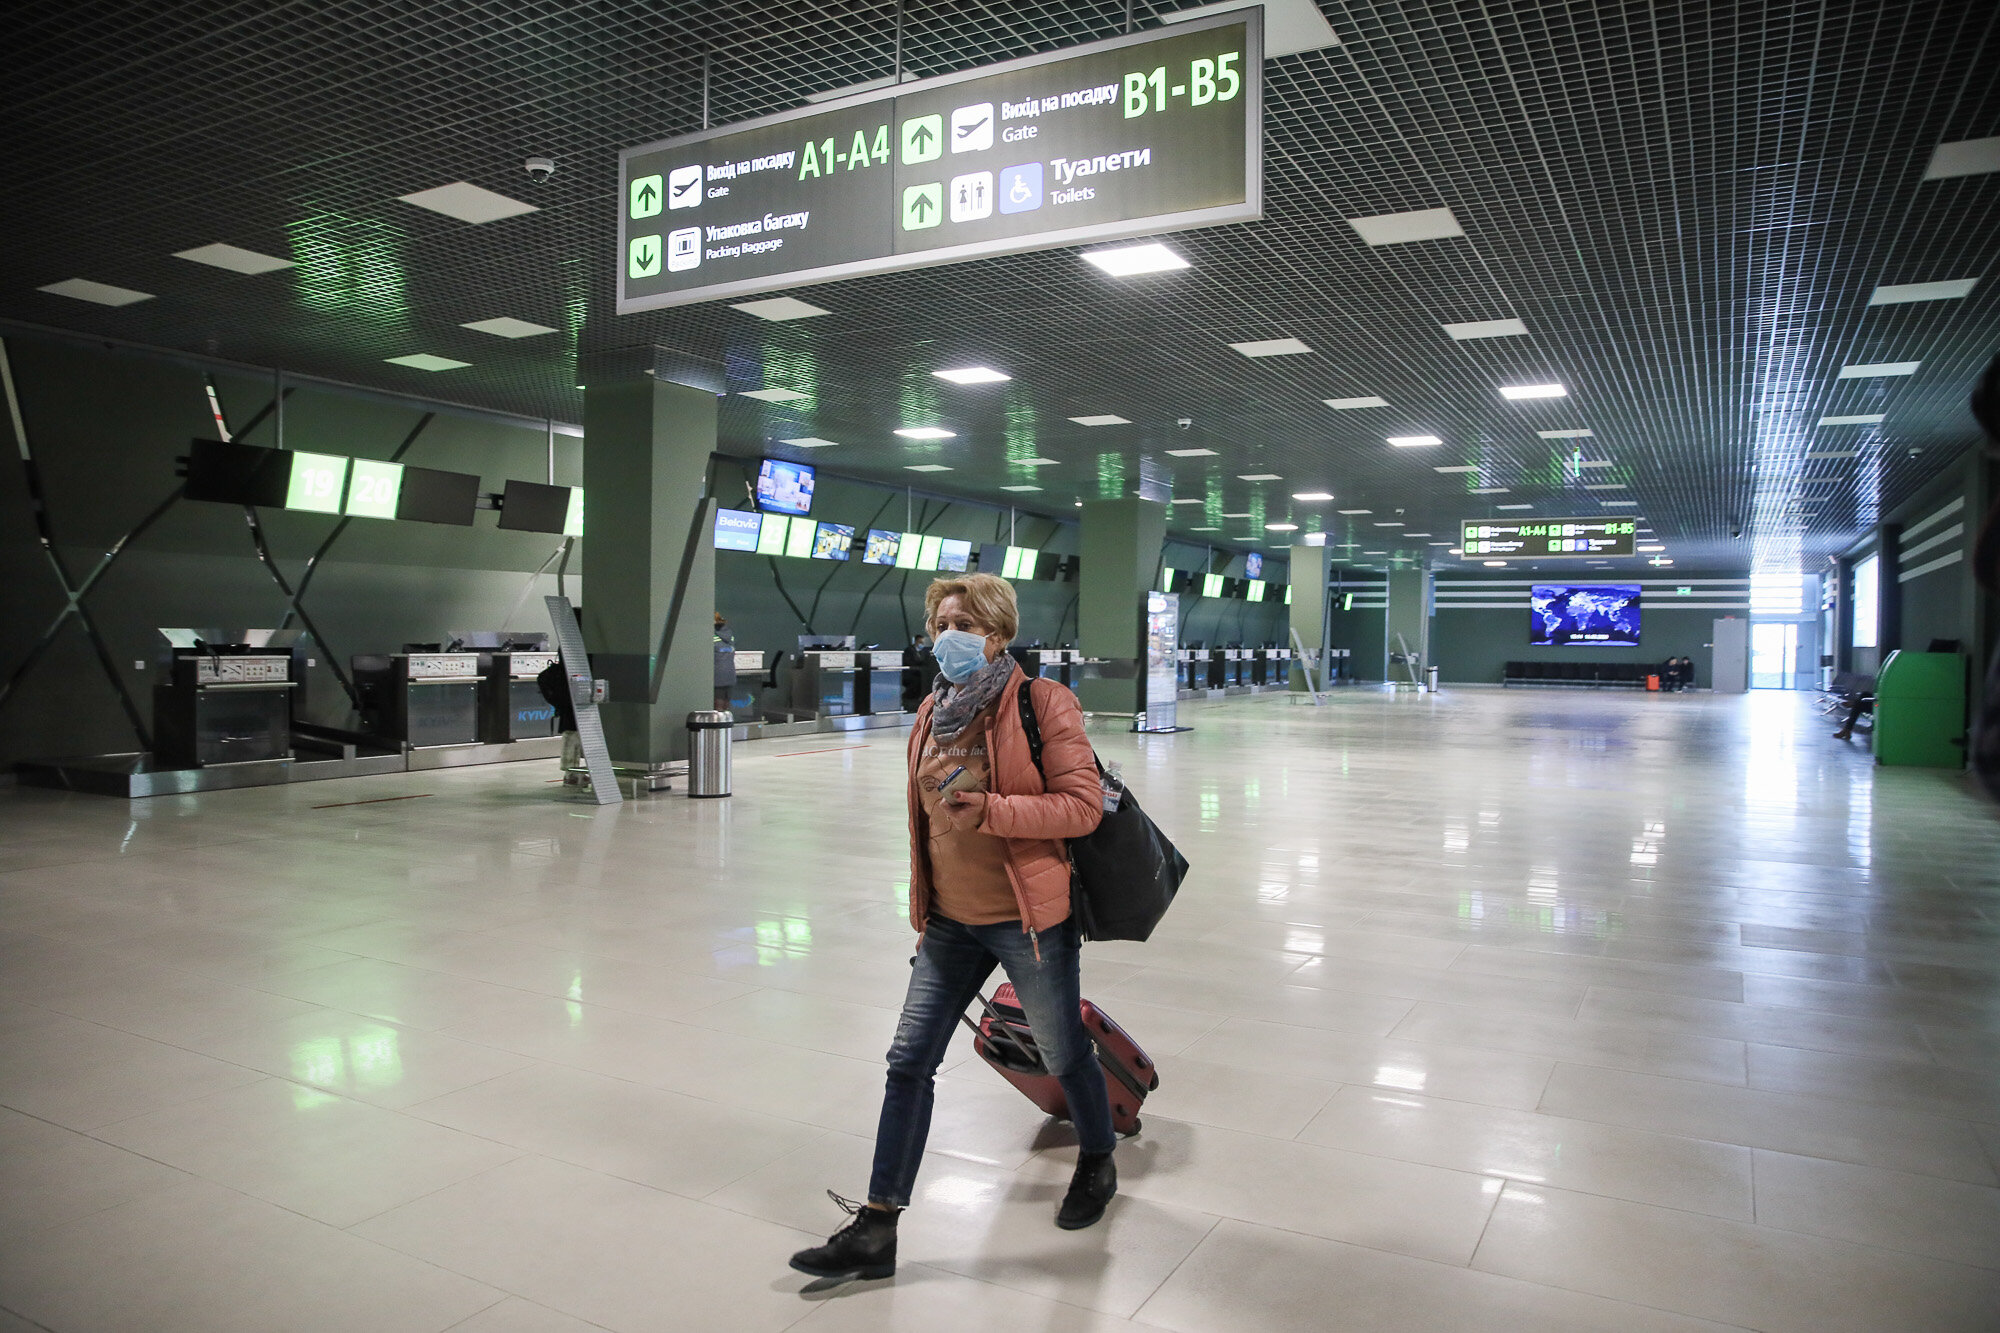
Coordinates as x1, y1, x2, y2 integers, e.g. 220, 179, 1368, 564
1017, 681, 1189, 941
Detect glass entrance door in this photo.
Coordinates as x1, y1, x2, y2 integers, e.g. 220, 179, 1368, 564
1751, 622, 1799, 689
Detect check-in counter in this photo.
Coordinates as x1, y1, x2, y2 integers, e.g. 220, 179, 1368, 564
154, 648, 299, 768
479, 651, 559, 742
859, 650, 906, 715
792, 649, 860, 717
354, 652, 481, 747
1224, 648, 1250, 687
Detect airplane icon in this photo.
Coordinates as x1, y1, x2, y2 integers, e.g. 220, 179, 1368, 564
668, 164, 703, 209
951, 103, 994, 153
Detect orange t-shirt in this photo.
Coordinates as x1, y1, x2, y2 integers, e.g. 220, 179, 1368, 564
916, 706, 1019, 925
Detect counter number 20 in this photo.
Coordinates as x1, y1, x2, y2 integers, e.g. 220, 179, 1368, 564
1125, 51, 1241, 118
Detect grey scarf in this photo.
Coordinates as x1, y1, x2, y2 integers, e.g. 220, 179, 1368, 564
929, 652, 1015, 742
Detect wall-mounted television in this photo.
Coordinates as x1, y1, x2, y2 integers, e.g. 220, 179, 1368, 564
1531, 584, 1641, 647
863, 529, 902, 565
713, 509, 763, 552
396, 465, 480, 526
811, 522, 854, 560
937, 538, 971, 572
497, 479, 572, 533
754, 458, 815, 516
1244, 552, 1264, 579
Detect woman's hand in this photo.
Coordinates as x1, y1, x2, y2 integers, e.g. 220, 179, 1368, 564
944, 789, 988, 823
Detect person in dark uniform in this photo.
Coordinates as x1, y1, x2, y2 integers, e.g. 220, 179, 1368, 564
713, 612, 736, 713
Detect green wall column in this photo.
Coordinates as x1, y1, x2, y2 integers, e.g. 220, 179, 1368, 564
1288, 541, 1331, 690
1078, 497, 1167, 714
579, 347, 721, 766
1385, 567, 1431, 682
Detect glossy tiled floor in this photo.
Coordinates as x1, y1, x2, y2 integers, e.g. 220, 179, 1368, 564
3, 687, 1999, 1332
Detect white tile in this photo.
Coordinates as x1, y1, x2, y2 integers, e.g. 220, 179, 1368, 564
1141, 1217, 1737, 1333
1181, 1016, 1559, 1111
0, 1178, 501, 1333
190, 1006, 533, 1108
353, 1155, 815, 1333
1753, 1149, 2000, 1270
1473, 1181, 2000, 1332
445, 1297, 615, 1332
1388, 1001, 1747, 1085
0, 1105, 190, 1240
0, 1011, 266, 1130
94, 1077, 522, 1227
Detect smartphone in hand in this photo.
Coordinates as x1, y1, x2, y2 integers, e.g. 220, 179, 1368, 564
938, 764, 983, 797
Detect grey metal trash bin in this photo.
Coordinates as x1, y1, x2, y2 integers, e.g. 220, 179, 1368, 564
687, 710, 733, 798
1425, 665, 1440, 693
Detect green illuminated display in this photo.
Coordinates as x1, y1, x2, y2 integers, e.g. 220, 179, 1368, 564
284, 451, 349, 514
755, 513, 791, 556
784, 517, 816, 559
1003, 546, 1040, 579
1202, 573, 1225, 598
343, 459, 403, 519
564, 488, 585, 536
894, 533, 921, 568
1247, 578, 1265, 602
917, 534, 945, 570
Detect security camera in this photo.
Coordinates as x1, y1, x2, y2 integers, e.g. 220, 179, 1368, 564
524, 156, 556, 181
1176, 417, 1193, 430
1731, 526, 1743, 539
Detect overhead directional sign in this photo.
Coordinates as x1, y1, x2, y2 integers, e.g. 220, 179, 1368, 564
618, 9, 1261, 313
1462, 518, 1639, 559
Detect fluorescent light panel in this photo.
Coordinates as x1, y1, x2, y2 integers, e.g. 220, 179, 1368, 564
1836, 362, 1920, 378
1868, 278, 1978, 305
1337, 508, 1371, 514
1923, 136, 2000, 180
1433, 464, 1478, 473
1324, 396, 1390, 410
1538, 428, 1593, 439
894, 426, 955, 439
1000, 484, 1041, 492
397, 181, 537, 224
1442, 318, 1528, 340
1387, 435, 1441, 447
173, 243, 293, 274
1229, 337, 1312, 357
1496, 503, 1533, 510
1083, 243, 1188, 276
779, 436, 840, 448
1470, 487, 1509, 495
932, 365, 1010, 384
1238, 473, 1282, 481
730, 296, 831, 320
1291, 491, 1333, 501
1069, 414, 1130, 426
384, 353, 469, 371
1348, 207, 1463, 246
1266, 523, 1299, 531
905, 464, 952, 472
739, 387, 809, 402
461, 316, 555, 338
1165, 447, 1217, 457
1819, 414, 1884, 425
1499, 383, 1566, 400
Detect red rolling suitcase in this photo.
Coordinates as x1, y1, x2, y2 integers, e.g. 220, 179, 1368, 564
963, 982, 1158, 1136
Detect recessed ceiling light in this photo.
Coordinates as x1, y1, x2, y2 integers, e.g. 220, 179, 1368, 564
894, 426, 955, 439
1324, 396, 1390, 410
1923, 136, 2000, 180
1159, 0, 1339, 57
1496, 503, 1533, 510
1406, 532, 1431, 537
1363, 550, 1389, 555
1805, 450, 1857, 460
1292, 491, 1333, 501
1499, 383, 1566, 400
397, 181, 537, 224
1868, 278, 1979, 305
1337, 508, 1371, 515
1083, 243, 1188, 276
1220, 511, 1253, 518
1482, 560, 1508, 567
1229, 337, 1313, 357
1578, 460, 1614, 468
1191, 526, 1221, 532
1166, 447, 1217, 457
173, 243, 293, 275
38, 278, 153, 306
1372, 521, 1403, 527
933, 365, 1011, 384
461, 316, 556, 339
1069, 414, 1130, 426
384, 353, 470, 371
739, 387, 810, 402
1638, 544, 1666, 552
1427, 541, 1452, 546
1000, 484, 1042, 492
1538, 428, 1593, 439
730, 296, 831, 320
779, 436, 840, 448
1238, 473, 1283, 481
1442, 318, 1528, 341
1387, 435, 1441, 447
905, 464, 952, 472
1649, 557, 1674, 566
1837, 362, 1920, 379
1583, 483, 1627, 491
1818, 414, 1884, 426
1348, 207, 1464, 246
1266, 523, 1299, 531
1599, 499, 1638, 506
1019, 457, 1060, 466
1449, 548, 1465, 555
1470, 487, 1509, 495
1171, 498, 1205, 505
1433, 465, 1478, 474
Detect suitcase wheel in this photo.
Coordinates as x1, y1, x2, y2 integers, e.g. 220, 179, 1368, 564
1120, 1118, 1142, 1138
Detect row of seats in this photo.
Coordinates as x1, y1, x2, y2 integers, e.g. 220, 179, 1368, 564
1502, 660, 1653, 687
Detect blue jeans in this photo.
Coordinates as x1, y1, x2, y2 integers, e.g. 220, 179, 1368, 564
868, 914, 1115, 1207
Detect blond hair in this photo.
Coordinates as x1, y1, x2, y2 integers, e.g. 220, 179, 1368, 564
924, 572, 1019, 644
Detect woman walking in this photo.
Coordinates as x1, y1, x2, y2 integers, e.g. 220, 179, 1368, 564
790, 573, 1113, 1281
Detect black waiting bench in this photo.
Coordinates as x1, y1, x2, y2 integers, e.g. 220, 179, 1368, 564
1503, 661, 1653, 688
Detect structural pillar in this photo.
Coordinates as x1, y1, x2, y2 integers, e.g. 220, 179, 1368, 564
1385, 567, 1431, 683
579, 346, 722, 766
1288, 540, 1331, 690
1078, 497, 1167, 715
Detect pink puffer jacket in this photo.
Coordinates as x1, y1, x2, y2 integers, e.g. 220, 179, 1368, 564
906, 665, 1103, 938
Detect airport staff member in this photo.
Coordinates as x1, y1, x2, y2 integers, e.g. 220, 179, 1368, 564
790, 573, 1111, 1282
712, 612, 735, 712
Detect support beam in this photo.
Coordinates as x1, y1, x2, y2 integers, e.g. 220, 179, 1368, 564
1078, 497, 1167, 715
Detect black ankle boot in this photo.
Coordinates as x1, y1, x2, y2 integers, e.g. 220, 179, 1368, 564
1056, 1151, 1117, 1230
789, 1191, 898, 1280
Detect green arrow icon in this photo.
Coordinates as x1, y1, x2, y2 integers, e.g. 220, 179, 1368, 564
902, 183, 942, 231
630, 175, 661, 218
629, 235, 661, 278
901, 115, 942, 164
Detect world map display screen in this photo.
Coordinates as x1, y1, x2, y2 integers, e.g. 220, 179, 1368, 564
1531, 584, 1641, 647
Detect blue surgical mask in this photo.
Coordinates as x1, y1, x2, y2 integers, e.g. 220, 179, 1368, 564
932, 629, 991, 683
